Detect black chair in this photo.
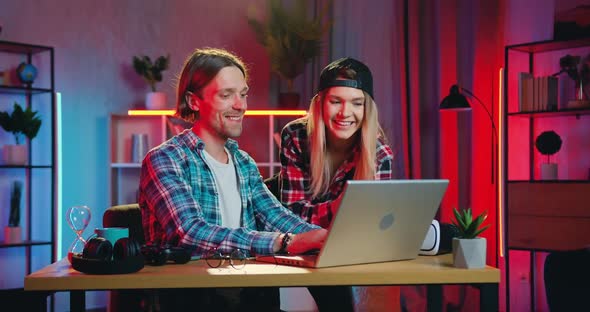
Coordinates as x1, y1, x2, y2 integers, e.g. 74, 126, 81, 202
544, 248, 590, 311
264, 172, 281, 198
103, 203, 144, 245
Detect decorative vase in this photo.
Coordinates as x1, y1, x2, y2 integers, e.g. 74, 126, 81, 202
4, 226, 22, 243
145, 92, 167, 110
567, 80, 590, 109
452, 237, 486, 269
2, 144, 27, 165
278, 92, 301, 109
541, 163, 558, 180
131, 133, 149, 163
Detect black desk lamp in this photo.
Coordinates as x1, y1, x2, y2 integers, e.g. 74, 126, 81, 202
440, 85, 498, 183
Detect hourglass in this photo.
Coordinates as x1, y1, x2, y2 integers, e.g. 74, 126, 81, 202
66, 205, 92, 263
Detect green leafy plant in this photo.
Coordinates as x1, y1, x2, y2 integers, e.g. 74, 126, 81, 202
535, 130, 562, 163
9, 181, 22, 227
247, 0, 332, 91
132, 54, 170, 92
0, 102, 42, 145
452, 208, 489, 239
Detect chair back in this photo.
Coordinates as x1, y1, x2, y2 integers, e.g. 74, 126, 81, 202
103, 203, 145, 245
264, 172, 281, 198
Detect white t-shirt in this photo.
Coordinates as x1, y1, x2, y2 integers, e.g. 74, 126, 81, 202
202, 148, 242, 229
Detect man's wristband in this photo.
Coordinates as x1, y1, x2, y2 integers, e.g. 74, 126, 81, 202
279, 233, 293, 254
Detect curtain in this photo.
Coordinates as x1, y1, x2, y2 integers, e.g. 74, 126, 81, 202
318, 0, 506, 310
407, 0, 505, 311
330, 0, 407, 180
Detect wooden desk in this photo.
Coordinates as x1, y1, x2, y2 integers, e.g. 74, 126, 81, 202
25, 254, 500, 311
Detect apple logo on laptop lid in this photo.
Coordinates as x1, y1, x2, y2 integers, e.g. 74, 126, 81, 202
380, 212, 395, 230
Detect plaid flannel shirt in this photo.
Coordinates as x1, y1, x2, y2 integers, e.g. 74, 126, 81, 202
277, 117, 394, 229
139, 128, 319, 257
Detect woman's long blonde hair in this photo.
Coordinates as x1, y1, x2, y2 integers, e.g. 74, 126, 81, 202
307, 90, 383, 198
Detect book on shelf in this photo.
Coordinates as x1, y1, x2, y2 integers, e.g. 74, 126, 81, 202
518, 72, 533, 112
547, 76, 558, 111
518, 73, 558, 112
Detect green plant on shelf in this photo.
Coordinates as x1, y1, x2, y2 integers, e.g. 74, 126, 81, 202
0, 102, 42, 144
247, 0, 332, 92
132, 54, 170, 92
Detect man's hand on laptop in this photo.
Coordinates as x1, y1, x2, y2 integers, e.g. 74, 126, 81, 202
286, 229, 328, 254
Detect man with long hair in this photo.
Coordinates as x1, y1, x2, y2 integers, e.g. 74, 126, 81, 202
139, 47, 327, 311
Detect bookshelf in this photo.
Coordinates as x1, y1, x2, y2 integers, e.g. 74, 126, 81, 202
503, 37, 590, 311
0, 40, 56, 308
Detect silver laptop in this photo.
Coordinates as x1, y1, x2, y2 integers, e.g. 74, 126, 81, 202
256, 179, 449, 268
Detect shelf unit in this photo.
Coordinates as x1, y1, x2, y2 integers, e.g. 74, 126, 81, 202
503, 38, 590, 312
108, 110, 306, 206
0, 41, 56, 296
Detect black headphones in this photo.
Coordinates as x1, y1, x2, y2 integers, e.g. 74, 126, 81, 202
72, 236, 144, 274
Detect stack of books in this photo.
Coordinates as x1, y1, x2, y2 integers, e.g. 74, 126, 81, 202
518, 73, 558, 112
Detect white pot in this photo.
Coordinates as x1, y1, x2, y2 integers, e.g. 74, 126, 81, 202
2, 144, 27, 165
452, 237, 486, 269
541, 163, 558, 180
145, 92, 167, 110
4, 226, 22, 244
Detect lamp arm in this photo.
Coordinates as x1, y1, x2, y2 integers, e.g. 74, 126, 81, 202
459, 86, 498, 185
459, 86, 498, 139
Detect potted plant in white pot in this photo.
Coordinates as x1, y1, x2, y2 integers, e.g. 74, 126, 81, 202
132, 54, 170, 109
247, 0, 332, 108
535, 130, 562, 180
452, 207, 490, 269
0, 102, 42, 165
4, 181, 23, 243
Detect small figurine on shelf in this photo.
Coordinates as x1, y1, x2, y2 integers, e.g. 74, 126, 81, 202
0, 102, 42, 165
535, 130, 563, 180
4, 181, 23, 243
132, 54, 170, 110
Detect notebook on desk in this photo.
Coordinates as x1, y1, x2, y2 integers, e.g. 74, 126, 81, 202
256, 179, 449, 268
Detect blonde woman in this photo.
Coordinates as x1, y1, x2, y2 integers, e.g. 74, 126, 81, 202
273, 58, 398, 311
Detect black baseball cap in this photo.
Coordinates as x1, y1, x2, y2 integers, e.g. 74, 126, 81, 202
317, 57, 374, 98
